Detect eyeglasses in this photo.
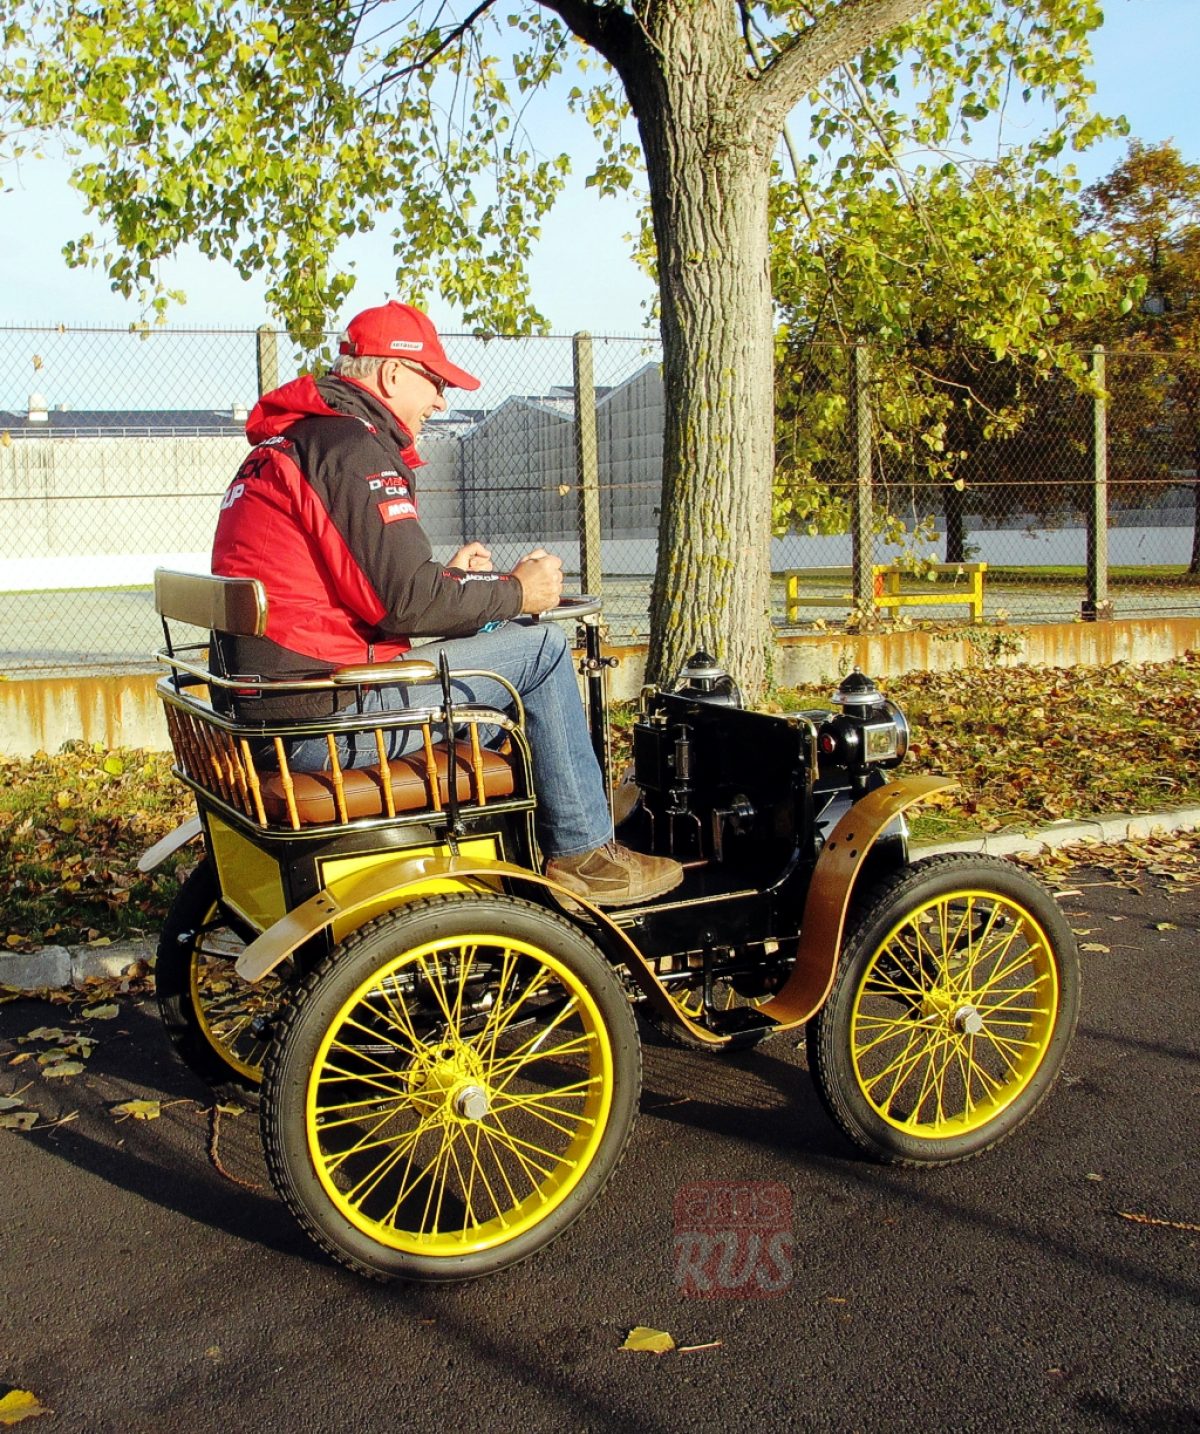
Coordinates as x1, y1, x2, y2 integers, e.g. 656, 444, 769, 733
396, 359, 448, 397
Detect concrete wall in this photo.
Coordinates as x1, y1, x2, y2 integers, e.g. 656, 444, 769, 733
0, 432, 472, 590
0, 436, 244, 589
4, 616, 1197, 758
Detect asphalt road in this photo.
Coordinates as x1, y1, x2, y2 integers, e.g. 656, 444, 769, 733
2, 865, 1197, 1434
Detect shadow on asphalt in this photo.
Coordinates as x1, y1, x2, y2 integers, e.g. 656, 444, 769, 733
1078, 1022, 1200, 1066
3, 997, 321, 1266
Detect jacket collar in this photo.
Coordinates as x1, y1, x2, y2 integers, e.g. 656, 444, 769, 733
316, 374, 422, 467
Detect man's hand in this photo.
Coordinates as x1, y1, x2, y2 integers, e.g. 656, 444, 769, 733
448, 541, 493, 573
512, 547, 563, 613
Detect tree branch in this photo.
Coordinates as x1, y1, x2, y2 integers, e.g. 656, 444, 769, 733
751, 0, 931, 135
370, 0, 496, 91
535, 0, 642, 71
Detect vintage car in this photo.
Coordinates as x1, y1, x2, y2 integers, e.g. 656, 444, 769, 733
144, 570, 1079, 1282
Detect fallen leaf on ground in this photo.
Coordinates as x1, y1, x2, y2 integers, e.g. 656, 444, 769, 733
18, 1028, 66, 1045
81, 1002, 118, 1020
41, 1061, 84, 1079
0, 1389, 51, 1424
110, 1099, 161, 1121
1118, 1210, 1200, 1233
622, 1327, 676, 1354
0, 1111, 37, 1131
1079, 943, 1110, 953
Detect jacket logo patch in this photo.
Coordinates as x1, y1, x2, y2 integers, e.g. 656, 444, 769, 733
378, 498, 417, 523
367, 475, 409, 497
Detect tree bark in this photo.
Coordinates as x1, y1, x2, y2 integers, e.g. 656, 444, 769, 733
944, 484, 966, 563
1185, 384, 1200, 575
1190, 457, 1200, 576
604, 5, 776, 693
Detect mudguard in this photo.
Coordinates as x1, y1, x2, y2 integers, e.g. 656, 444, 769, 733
137, 816, 203, 873
232, 851, 729, 1043
760, 773, 957, 1027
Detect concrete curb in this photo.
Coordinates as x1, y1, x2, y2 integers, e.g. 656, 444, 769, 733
1, 940, 154, 993
911, 804, 1200, 860
4, 805, 1199, 993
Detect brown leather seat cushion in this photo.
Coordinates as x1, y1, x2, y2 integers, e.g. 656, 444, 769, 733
260, 740, 516, 826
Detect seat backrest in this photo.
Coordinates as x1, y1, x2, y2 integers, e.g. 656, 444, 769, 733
154, 569, 267, 637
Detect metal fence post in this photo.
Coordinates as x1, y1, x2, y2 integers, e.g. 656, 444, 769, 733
256, 325, 279, 397
573, 331, 603, 596
1083, 344, 1113, 621
850, 342, 875, 612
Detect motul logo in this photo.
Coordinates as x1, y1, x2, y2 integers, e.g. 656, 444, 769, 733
378, 498, 417, 523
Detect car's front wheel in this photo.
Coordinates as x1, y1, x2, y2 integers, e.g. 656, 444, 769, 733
808, 854, 1080, 1165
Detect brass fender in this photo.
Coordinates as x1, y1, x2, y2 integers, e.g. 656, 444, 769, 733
232, 852, 727, 1046
759, 773, 958, 1028
137, 815, 203, 874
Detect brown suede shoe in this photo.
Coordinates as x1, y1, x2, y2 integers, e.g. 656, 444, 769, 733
545, 840, 684, 908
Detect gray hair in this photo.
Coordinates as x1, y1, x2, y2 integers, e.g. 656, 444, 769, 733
330, 353, 387, 382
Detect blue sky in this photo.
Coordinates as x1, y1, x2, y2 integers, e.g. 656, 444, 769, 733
1, 0, 1196, 338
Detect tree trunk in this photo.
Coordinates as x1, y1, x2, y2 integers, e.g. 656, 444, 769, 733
944, 484, 966, 563
544, 0, 933, 698
1190, 466, 1200, 576
620, 12, 776, 696
1188, 397, 1200, 575
1177, 377, 1200, 575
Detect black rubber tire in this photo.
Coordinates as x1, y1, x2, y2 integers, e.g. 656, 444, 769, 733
261, 894, 641, 1283
807, 853, 1080, 1166
155, 860, 281, 1103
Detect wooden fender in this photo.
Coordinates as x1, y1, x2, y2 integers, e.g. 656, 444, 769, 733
759, 773, 958, 1028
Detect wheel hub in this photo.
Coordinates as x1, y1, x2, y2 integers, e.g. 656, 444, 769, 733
919, 986, 985, 1037
405, 1044, 490, 1121
453, 1085, 490, 1121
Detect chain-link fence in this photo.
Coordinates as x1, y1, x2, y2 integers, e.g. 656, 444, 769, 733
774, 343, 1200, 628
0, 325, 662, 668
1, 326, 1197, 671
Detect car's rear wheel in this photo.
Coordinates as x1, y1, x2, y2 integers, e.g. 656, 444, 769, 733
156, 860, 282, 1100
262, 894, 641, 1281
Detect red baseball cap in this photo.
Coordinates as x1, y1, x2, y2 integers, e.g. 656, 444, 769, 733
337, 301, 481, 391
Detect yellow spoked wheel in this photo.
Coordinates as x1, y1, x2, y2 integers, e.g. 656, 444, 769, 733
808, 854, 1079, 1165
156, 861, 283, 1099
262, 894, 640, 1282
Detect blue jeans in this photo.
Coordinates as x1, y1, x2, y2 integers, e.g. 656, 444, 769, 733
287, 620, 612, 859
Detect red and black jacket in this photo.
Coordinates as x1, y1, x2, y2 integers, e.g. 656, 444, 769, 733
211, 374, 521, 712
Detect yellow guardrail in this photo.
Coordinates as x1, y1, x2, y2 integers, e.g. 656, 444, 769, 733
783, 562, 987, 624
